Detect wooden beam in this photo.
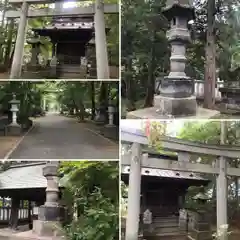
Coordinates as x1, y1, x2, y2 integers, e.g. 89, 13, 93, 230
5, 4, 118, 18
121, 155, 240, 177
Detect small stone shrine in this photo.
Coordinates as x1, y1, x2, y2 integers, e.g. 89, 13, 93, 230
219, 81, 240, 114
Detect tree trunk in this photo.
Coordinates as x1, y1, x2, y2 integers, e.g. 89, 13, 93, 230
204, 0, 216, 109
90, 81, 95, 120
99, 81, 108, 120
1, 0, 8, 28
144, 30, 156, 107
0, 0, 8, 63
126, 55, 136, 111
4, 19, 14, 68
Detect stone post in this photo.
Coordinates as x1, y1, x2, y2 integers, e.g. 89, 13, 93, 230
94, 0, 110, 79
154, 0, 196, 116
10, 1, 29, 79
179, 208, 188, 231
125, 144, 142, 240
42, 97, 46, 111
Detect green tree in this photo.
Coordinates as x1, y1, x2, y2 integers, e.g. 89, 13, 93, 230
59, 161, 119, 240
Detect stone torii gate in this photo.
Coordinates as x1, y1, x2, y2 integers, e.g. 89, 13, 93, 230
6, 0, 119, 79
121, 123, 240, 240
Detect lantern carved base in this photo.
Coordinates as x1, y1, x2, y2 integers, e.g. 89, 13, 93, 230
32, 220, 64, 237
7, 124, 22, 136
153, 95, 197, 117
105, 123, 115, 128
126, 105, 219, 119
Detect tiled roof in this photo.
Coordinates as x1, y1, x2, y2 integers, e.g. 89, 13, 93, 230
0, 163, 63, 190
121, 166, 205, 180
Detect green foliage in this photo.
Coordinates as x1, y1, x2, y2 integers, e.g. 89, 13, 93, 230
0, 82, 45, 119
122, 0, 240, 108
60, 161, 119, 240
178, 121, 240, 212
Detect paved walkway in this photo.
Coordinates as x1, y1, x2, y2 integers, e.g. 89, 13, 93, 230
8, 113, 119, 159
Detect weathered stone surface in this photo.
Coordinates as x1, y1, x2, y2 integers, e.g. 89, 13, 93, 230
192, 221, 210, 231
38, 206, 62, 221
43, 165, 58, 177
7, 125, 22, 136
189, 229, 212, 240
160, 77, 193, 98
189, 211, 211, 240
126, 106, 219, 119
33, 220, 64, 237
219, 85, 240, 112
163, 0, 195, 20
154, 95, 197, 117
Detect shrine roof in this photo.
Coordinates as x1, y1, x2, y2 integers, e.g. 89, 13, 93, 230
121, 166, 205, 181
0, 162, 64, 190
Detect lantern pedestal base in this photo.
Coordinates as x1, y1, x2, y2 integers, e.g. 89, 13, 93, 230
7, 124, 22, 136
32, 220, 63, 237
127, 106, 219, 119
153, 95, 197, 117
105, 123, 115, 128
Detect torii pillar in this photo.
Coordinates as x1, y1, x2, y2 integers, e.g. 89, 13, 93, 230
10, 1, 29, 79
216, 121, 228, 240
94, 0, 110, 79
125, 143, 142, 240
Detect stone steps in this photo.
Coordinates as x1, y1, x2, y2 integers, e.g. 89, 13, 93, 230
146, 232, 188, 240
150, 216, 187, 239
58, 65, 86, 79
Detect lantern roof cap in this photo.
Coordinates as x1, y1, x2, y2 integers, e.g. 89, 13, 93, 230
163, 0, 195, 20
193, 186, 210, 201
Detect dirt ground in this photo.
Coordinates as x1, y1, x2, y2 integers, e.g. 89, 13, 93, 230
0, 72, 9, 79
0, 136, 21, 158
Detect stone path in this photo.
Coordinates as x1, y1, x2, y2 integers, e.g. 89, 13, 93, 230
8, 113, 119, 159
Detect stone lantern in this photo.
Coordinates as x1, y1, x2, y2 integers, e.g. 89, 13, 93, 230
126, 0, 219, 119
8, 94, 21, 135
86, 37, 97, 79
33, 162, 64, 237
27, 33, 42, 68
9, 94, 20, 126
154, 0, 196, 117
219, 81, 240, 113
106, 103, 115, 127
189, 187, 212, 240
